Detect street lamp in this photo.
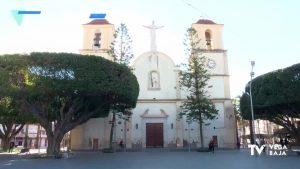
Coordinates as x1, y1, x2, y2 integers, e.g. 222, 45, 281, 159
249, 61, 256, 144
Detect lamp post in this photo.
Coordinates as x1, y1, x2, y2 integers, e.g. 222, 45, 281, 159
188, 122, 191, 152
249, 61, 256, 144
124, 119, 127, 152
233, 96, 241, 148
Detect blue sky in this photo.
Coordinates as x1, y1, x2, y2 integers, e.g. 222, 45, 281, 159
0, 0, 299, 97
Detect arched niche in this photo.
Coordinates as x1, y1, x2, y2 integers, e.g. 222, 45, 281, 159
148, 70, 160, 90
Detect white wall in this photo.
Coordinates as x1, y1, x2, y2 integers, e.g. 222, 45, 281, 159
133, 51, 177, 100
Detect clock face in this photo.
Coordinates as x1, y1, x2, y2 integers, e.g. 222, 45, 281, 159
207, 59, 216, 69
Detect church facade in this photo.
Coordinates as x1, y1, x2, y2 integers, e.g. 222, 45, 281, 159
70, 18, 237, 150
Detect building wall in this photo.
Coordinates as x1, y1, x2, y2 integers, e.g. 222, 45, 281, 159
131, 102, 177, 148
82, 24, 115, 51
132, 51, 177, 100
12, 124, 48, 148
71, 117, 111, 150
80, 24, 115, 61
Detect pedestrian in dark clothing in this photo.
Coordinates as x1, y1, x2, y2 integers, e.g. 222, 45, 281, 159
236, 138, 241, 149
237, 142, 241, 149
209, 140, 214, 153
280, 138, 284, 148
284, 138, 288, 148
261, 139, 266, 152
119, 140, 124, 148
9, 142, 15, 153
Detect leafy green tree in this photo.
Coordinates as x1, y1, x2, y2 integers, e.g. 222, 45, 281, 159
0, 55, 35, 151
179, 28, 218, 148
109, 23, 133, 65
240, 63, 300, 144
108, 23, 134, 149
0, 97, 32, 151
0, 53, 139, 155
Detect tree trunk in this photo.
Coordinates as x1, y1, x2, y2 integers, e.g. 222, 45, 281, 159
47, 136, 60, 156
2, 136, 11, 152
199, 113, 204, 148
46, 132, 64, 156
199, 122, 204, 148
109, 111, 116, 149
242, 120, 247, 146
249, 119, 254, 144
0, 124, 24, 151
24, 124, 29, 148
35, 125, 41, 149
43, 123, 65, 156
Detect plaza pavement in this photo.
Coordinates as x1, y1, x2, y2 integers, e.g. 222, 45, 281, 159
0, 149, 299, 169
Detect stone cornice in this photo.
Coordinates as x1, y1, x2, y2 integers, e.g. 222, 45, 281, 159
140, 108, 169, 118
137, 98, 232, 103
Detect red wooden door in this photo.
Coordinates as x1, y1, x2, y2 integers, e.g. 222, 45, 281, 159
213, 135, 218, 147
146, 123, 163, 148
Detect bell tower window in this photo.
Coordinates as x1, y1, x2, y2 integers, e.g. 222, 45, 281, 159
93, 31, 101, 48
205, 30, 212, 50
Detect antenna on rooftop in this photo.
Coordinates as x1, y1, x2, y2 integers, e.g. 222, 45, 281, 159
181, 0, 211, 20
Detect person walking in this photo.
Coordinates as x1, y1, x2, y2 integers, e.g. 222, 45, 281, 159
280, 138, 284, 148
119, 140, 124, 148
236, 138, 241, 149
209, 139, 214, 153
9, 141, 15, 153
284, 137, 289, 148
261, 139, 266, 152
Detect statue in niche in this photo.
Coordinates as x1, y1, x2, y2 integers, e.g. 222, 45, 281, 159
149, 71, 159, 89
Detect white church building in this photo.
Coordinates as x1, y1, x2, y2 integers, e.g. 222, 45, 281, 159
70, 18, 237, 150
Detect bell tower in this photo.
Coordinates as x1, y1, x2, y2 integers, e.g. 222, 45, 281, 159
80, 19, 115, 60
192, 19, 223, 50
191, 19, 229, 93
192, 19, 237, 148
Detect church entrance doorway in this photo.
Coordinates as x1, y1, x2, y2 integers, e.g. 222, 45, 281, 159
146, 123, 163, 148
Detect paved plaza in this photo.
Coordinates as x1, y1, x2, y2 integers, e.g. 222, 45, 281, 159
0, 150, 299, 169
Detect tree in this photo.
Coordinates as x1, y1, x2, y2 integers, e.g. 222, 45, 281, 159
109, 23, 133, 65
240, 63, 300, 144
0, 97, 31, 151
108, 23, 134, 149
0, 53, 139, 155
0, 57, 35, 150
233, 97, 249, 145
240, 93, 256, 144
179, 28, 218, 148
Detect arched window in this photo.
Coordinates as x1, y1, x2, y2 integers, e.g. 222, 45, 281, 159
205, 30, 212, 50
93, 30, 101, 48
